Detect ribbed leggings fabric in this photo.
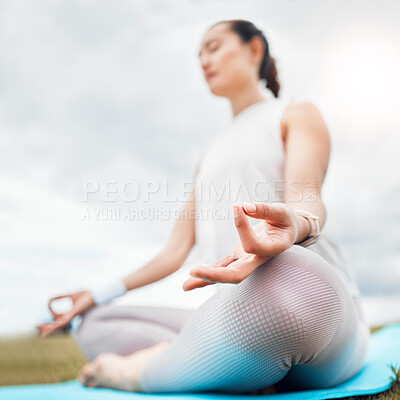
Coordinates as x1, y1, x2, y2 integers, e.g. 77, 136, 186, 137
75, 244, 370, 394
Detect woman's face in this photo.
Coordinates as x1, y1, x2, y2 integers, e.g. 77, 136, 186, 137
198, 23, 261, 97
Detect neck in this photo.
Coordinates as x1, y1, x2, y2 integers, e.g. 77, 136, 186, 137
229, 86, 267, 118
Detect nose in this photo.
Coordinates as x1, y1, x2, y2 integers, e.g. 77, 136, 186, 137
200, 54, 211, 72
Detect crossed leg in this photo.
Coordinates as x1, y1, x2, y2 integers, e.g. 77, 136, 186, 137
77, 244, 370, 394
75, 304, 194, 360
75, 304, 194, 391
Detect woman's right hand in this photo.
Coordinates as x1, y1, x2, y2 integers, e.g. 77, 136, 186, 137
35, 290, 95, 338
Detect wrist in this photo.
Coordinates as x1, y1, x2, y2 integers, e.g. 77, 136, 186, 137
293, 209, 321, 247
295, 214, 312, 244
90, 278, 127, 306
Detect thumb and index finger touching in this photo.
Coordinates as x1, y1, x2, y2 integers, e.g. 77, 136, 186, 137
35, 294, 74, 333
47, 294, 73, 318
233, 201, 287, 255
242, 201, 288, 224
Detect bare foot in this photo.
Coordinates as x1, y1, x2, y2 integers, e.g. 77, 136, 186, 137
77, 341, 170, 392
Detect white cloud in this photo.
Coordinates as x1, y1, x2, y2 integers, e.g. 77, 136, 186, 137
1, 0, 399, 334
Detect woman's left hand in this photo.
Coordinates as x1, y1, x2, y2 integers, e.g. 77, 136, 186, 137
183, 202, 301, 291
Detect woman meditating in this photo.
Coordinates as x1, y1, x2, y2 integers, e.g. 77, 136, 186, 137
36, 19, 370, 394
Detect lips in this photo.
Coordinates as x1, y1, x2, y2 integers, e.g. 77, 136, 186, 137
205, 72, 217, 80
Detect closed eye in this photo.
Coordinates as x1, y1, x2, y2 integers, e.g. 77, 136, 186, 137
209, 44, 220, 52
198, 39, 221, 57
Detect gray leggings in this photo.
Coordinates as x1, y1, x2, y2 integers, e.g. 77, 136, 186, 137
75, 244, 370, 394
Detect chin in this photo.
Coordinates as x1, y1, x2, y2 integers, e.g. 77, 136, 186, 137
208, 82, 228, 97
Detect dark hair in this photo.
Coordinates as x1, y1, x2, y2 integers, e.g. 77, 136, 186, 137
209, 19, 280, 98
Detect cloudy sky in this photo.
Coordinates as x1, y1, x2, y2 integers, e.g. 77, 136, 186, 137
1, 0, 399, 335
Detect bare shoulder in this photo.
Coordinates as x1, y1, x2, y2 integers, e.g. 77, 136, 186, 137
280, 101, 329, 143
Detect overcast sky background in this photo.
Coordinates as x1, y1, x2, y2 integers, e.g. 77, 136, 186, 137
1, 0, 399, 336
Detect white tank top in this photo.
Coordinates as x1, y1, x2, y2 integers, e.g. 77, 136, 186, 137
194, 98, 289, 264
191, 96, 360, 302
123, 97, 360, 310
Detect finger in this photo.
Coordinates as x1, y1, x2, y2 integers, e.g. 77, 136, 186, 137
230, 255, 270, 277
36, 322, 55, 335
182, 276, 215, 291
187, 253, 238, 287
39, 316, 69, 337
189, 266, 236, 283
50, 315, 72, 332
212, 253, 237, 268
190, 274, 216, 283
49, 294, 71, 301
48, 296, 70, 318
39, 324, 58, 338
191, 255, 269, 284
39, 327, 53, 338
189, 254, 236, 277
243, 201, 290, 225
189, 260, 245, 284
233, 204, 260, 254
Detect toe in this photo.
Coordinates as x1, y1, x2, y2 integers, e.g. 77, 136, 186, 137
84, 377, 98, 388
77, 362, 97, 385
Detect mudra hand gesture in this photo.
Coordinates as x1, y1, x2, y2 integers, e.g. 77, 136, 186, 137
183, 201, 302, 291
36, 291, 95, 338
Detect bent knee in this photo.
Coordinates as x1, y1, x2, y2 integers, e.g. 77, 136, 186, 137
74, 303, 113, 343
74, 308, 105, 359
221, 245, 345, 361
75, 320, 94, 359
249, 244, 348, 307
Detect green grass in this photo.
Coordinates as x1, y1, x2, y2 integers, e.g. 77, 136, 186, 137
0, 332, 88, 386
0, 325, 399, 399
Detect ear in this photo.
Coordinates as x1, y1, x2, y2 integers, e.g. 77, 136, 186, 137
249, 36, 265, 64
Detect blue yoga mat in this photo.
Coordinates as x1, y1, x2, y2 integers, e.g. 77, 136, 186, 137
1, 323, 399, 400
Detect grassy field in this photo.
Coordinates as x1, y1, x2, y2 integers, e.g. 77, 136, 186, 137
0, 325, 399, 399
0, 332, 88, 386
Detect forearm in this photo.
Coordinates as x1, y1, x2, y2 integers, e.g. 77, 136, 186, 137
90, 232, 194, 306
118, 190, 197, 295
122, 243, 192, 292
